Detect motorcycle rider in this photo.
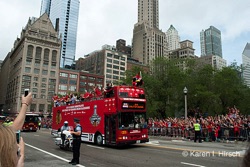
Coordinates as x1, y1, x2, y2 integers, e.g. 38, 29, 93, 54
61, 121, 70, 145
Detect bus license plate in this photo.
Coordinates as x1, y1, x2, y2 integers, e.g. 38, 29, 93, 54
136, 140, 140, 143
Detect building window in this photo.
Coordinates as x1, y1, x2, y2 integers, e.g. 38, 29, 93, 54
40, 94, 46, 99
39, 104, 45, 112
106, 74, 112, 78
69, 74, 77, 78
43, 61, 49, 67
69, 80, 77, 85
58, 91, 66, 96
113, 65, 119, 69
107, 58, 112, 63
42, 78, 47, 82
106, 69, 112, 73
80, 81, 86, 86
26, 58, 32, 65
22, 81, 31, 87
44, 48, 50, 60
69, 86, 76, 91
59, 85, 67, 90
107, 64, 112, 68
30, 104, 36, 112
59, 78, 68, 84
96, 78, 103, 82
51, 62, 56, 68
50, 71, 55, 77
42, 70, 48, 75
113, 60, 119, 64
80, 75, 87, 79
52, 50, 57, 61
114, 55, 119, 59
27, 45, 34, 58
33, 82, 38, 87
35, 47, 42, 59
41, 89, 46, 94
41, 83, 46, 88
107, 53, 112, 57
113, 75, 119, 79
34, 77, 38, 81
88, 76, 95, 81
113, 70, 119, 75
34, 69, 40, 74
60, 72, 68, 77
88, 83, 94, 87
25, 67, 31, 73
35, 60, 41, 67
120, 67, 125, 71
32, 88, 38, 93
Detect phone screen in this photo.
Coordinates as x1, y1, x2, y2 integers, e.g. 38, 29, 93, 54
16, 130, 21, 143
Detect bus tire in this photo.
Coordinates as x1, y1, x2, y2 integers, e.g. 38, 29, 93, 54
95, 132, 103, 145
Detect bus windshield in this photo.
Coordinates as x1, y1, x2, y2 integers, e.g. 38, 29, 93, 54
118, 112, 147, 129
25, 115, 39, 123
118, 87, 145, 99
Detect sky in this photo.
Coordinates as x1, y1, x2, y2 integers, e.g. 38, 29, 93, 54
0, 0, 250, 65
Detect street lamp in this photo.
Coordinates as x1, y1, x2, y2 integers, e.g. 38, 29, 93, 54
183, 87, 188, 120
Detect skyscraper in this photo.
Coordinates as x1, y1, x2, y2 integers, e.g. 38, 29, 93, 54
40, 0, 80, 69
166, 25, 180, 51
242, 43, 250, 87
137, 0, 159, 29
132, 0, 166, 65
200, 26, 223, 57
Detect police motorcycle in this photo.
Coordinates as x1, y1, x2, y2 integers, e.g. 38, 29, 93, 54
55, 121, 73, 151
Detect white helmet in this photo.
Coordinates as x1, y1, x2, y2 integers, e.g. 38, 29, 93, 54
64, 121, 68, 124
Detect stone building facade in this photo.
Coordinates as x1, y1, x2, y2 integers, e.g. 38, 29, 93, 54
0, 13, 61, 115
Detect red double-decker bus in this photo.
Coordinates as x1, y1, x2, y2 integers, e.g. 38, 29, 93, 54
51, 85, 149, 146
22, 113, 39, 132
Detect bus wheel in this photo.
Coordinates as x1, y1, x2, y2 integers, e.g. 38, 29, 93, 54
95, 133, 103, 145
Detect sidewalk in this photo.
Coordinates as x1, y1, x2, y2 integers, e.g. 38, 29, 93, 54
148, 135, 248, 154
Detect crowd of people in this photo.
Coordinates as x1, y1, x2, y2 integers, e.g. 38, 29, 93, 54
147, 107, 250, 142
52, 85, 110, 107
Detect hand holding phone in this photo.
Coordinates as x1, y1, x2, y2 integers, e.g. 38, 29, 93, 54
24, 89, 29, 97
16, 130, 21, 143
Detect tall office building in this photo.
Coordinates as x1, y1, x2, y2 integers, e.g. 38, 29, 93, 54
200, 26, 223, 57
40, 0, 51, 16
40, 0, 80, 69
166, 25, 180, 51
132, 0, 166, 65
242, 43, 250, 87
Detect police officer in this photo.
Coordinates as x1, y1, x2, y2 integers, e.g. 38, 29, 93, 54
69, 118, 82, 165
194, 120, 202, 143
61, 121, 70, 145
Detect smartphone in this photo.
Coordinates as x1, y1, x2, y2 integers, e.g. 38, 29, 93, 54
24, 89, 29, 97
16, 130, 21, 143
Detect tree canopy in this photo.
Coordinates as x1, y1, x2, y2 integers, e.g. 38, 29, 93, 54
123, 57, 250, 118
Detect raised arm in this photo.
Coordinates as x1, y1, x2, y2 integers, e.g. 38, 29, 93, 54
11, 93, 32, 131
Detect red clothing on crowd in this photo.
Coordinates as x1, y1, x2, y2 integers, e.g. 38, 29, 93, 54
83, 92, 90, 99
53, 95, 58, 102
95, 87, 102, 97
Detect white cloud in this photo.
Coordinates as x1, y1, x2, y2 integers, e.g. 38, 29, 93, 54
0, 0, 249, 65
